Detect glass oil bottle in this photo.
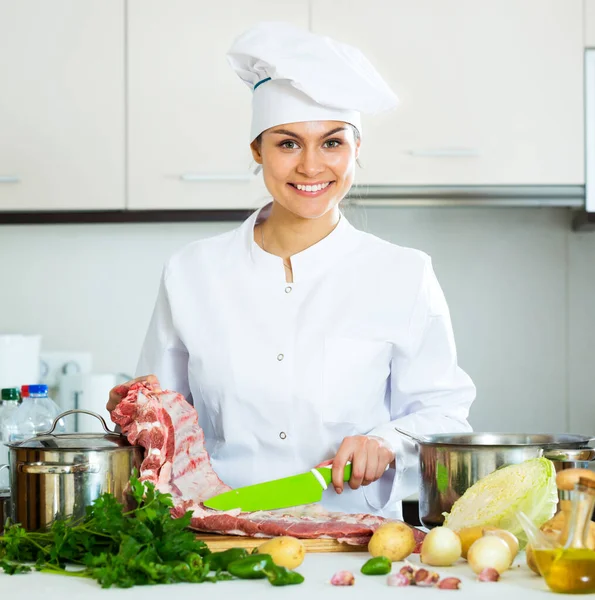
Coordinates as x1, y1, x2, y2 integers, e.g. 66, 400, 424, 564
534, 477, 595, 594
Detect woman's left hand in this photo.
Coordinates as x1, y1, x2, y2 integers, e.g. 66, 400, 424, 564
331, 435, 395, 494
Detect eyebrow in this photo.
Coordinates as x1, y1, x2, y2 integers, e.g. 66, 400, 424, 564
270, 126, 349, 141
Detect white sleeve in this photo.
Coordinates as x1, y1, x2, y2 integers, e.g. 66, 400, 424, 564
135, 265, 191, 401
364, 255, 476, 510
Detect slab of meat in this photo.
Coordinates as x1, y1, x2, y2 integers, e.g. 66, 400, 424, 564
112, 381, 425, 548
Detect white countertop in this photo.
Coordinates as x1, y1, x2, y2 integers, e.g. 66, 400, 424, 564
0, 551, 572, 599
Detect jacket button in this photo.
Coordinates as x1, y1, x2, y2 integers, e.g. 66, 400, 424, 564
279, 432, 287, 439
285, 286, 292, 293
277, 353, 284, 361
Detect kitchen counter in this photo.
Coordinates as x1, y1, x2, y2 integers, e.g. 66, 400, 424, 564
0, 552, 573, 598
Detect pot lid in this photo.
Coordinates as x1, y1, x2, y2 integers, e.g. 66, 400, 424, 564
8, 431, 138, 451
397, 430, 594, 448
6, 409, 140, 451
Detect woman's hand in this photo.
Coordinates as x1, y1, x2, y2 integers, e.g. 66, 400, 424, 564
331, 435, 395, 494
106, 374, 161, 412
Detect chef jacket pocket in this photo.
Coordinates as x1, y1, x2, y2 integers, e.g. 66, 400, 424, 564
322, 335, 392, 425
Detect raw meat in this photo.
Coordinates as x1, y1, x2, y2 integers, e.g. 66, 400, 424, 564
112, 381, 425, 548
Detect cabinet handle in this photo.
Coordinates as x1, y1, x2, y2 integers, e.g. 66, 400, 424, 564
0, 176, 20, 183
407, 148, 480, 158
180, 173, 254, 182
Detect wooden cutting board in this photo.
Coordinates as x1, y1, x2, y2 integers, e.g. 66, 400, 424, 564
196, 533, 368, 553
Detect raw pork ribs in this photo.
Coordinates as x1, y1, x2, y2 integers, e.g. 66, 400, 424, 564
111, 382, 424, 547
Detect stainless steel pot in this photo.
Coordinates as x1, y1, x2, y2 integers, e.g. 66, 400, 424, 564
0, 464, 10, 534
7, 409, 143, 531
395, 429, 595, 529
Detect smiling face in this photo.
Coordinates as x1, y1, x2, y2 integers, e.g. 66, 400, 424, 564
250, 121, 360, 220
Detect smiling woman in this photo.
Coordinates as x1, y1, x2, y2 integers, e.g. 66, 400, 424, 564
108, 21, 476, 523
251, 121, 359, 223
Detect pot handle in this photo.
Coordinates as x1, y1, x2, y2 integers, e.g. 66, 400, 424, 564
41, 409, 115, 435
543, 448, 595, 462
394, 427, 430, 444
19, 462, 101, 474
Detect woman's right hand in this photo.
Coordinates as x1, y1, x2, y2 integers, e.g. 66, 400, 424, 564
106, 374, 161, 412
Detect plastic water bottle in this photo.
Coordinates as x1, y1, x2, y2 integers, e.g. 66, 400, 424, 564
0, 388, 20, 488
6, 384, 65, 443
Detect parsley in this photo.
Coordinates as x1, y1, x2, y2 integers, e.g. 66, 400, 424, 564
0, 473, 223, 588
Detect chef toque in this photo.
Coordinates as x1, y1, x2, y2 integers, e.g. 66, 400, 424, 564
226, 21, 398, 143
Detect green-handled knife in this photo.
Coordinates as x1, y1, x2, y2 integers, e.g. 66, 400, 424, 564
203, 463, 352, 512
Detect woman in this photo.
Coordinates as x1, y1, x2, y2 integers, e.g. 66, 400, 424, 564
107, 22, 476, 520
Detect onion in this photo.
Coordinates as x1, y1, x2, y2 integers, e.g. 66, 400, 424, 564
467, 536, 512, 574
420, 526, 462, 567
482, 529, 519, 559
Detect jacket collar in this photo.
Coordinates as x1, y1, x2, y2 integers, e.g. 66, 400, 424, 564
243, 202, 361, 283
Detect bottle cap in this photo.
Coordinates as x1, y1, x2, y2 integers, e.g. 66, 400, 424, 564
0, 388, 20, 401
21, 384, 48, 396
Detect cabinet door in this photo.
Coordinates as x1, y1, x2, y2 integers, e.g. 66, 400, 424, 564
128, 1, 308, 210
0, 1, 125, 211
587, 0, 595, 47
312, 0, 584, 186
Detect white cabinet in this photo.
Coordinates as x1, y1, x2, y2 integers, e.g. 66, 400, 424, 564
127, 1, 308, 210
0, 1, 125, 211
312, 0, 584, 186
587, 0, 595, 46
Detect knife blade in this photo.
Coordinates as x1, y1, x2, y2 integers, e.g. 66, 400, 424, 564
203, 463, 352, 512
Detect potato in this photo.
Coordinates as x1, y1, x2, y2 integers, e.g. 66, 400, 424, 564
368, 522, 416, 562
257, 536, 305, 569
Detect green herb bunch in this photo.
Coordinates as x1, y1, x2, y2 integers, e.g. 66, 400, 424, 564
0, 474, 224, 588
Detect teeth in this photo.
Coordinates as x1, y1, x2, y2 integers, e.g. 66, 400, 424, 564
295, 182, 330, 192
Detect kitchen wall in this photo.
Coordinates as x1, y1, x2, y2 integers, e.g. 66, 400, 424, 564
1, 204, 594, 435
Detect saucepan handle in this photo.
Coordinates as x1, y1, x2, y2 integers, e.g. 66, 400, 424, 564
41, 409, 115, 436
543, 448, 595, 462
394, 427, 430, 445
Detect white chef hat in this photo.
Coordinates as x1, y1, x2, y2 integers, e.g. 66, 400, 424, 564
227, 21, 398, 142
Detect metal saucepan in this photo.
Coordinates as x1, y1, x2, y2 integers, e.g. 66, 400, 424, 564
0, 464, 10, 534
395, 429, 595, 529
7, 409, 143, 531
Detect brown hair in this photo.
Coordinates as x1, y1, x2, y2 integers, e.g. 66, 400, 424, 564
253, 124, 361, 149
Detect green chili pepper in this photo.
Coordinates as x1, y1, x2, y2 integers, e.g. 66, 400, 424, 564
361, 556, 391, 575
227, 554, 275, 579
266, 565, 305, 586
227, 554, 304, 586
207, 548, 249, 572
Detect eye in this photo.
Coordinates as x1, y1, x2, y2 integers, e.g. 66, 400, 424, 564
279, 140, 299, 150
324, 139, 342, 148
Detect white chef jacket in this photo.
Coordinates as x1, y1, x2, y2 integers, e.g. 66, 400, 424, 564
136, 202, 475, 520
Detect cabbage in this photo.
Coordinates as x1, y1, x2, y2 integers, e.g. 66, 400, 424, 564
443, 457, 558, 548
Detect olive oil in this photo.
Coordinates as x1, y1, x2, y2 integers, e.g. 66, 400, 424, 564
532, 477, 595, 594
535, 548, 595, 594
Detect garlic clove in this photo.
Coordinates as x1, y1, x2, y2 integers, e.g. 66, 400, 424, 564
330, 570, 355, 586
478, 567, 500, 582
438, 577, 462, 589
387, 572, 412, 587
